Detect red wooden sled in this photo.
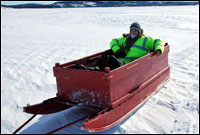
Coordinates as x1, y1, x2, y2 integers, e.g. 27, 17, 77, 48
13, 43, 170, 134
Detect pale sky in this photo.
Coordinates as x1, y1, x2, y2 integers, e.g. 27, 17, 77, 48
1, 1, 58, 5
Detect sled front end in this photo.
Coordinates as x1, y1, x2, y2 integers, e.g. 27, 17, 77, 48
53, 51, 112, 108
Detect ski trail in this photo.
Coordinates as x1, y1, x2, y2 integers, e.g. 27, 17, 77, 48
171, 42, 199, 62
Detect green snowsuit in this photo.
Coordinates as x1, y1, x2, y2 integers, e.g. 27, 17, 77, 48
110, 35, 165, 64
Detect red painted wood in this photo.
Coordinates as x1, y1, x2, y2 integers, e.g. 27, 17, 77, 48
83, 66, 170, 132
23, 97, 73, 114
54, 44, 169, 108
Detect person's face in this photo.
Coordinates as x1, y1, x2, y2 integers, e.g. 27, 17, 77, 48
130, 28, 139, 35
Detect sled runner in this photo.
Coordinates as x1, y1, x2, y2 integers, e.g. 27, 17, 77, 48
13, 43, 170, 134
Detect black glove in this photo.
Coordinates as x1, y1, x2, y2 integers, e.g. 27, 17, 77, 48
116, 50, 126, 58
155, 49, 161, 56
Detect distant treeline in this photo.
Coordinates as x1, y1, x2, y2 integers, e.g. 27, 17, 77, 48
1, 1, 199, 8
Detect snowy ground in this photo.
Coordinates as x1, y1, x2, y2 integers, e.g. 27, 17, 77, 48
1, 5, 199, 134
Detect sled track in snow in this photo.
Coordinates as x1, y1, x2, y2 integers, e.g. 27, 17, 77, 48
172, 42, 199, 61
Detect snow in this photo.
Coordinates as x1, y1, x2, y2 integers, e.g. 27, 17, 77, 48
1, 5, 199, 134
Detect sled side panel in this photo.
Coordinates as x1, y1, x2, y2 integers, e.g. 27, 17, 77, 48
83, 65, 170, 132
109, 45, 169, 104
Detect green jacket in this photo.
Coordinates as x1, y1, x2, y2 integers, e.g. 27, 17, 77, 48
110, 35, 165, 64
